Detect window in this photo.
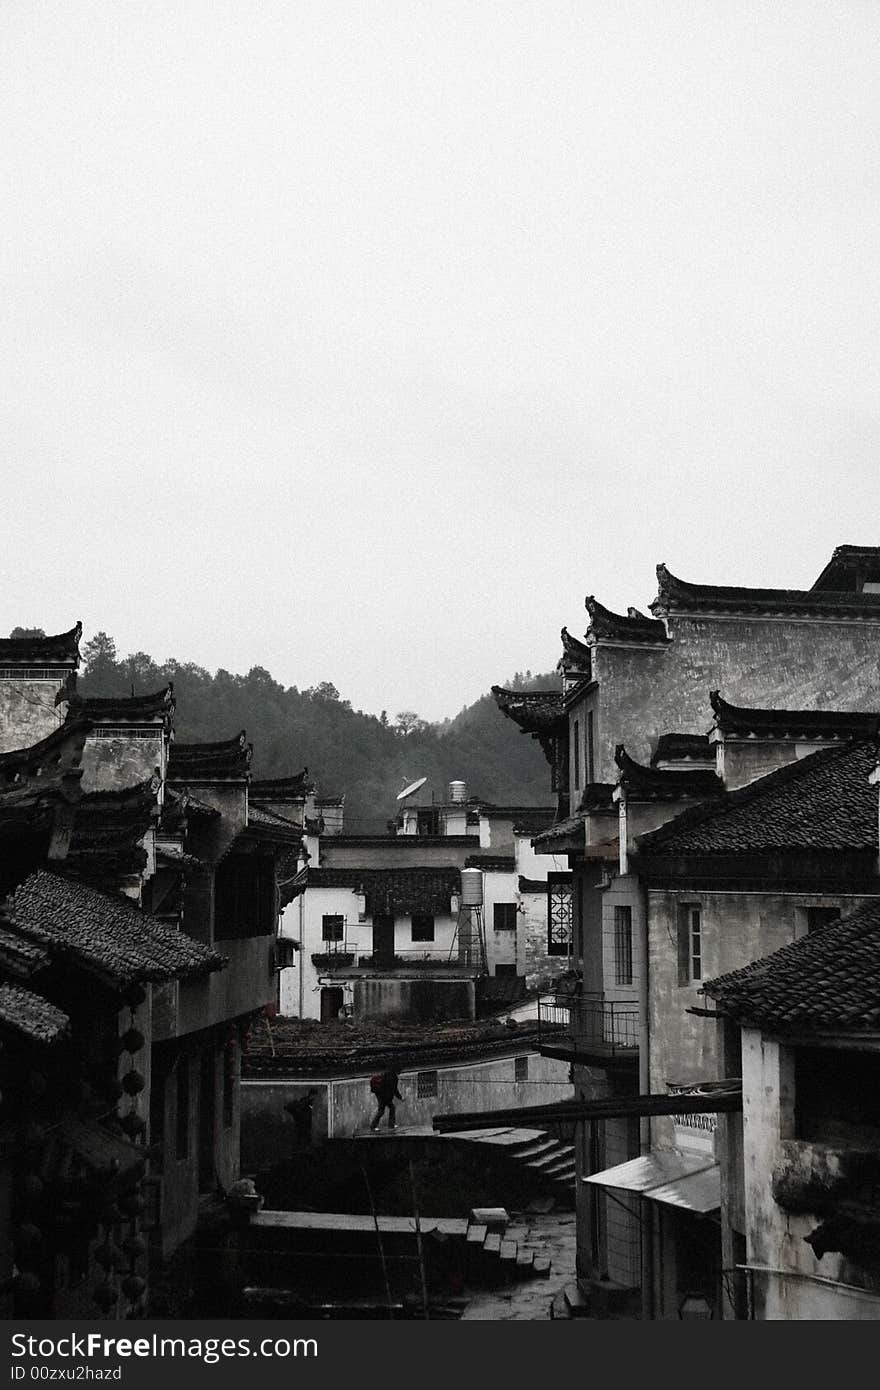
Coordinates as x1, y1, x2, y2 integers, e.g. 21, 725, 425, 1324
493, 902, 517, 931
411, 913, 435, 942
214, 854, 276, 940
806, 905, 840, 934
495, 963, 517, 977
417, 1070, 438, 1098
614, 905, 633, 986
677, 904, 702, 984
515, 1056, 529, 1083
322, 914, 344, 943
176, 1058, 190, 1161
586, 711, 595, 783
573, 720, 581, 791
548, 874, 574, 956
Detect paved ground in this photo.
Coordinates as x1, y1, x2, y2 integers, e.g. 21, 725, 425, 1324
459, 1209, 577, 1320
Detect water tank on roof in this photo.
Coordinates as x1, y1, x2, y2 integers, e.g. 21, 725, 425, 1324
448, 780, 467, 803
460, 867, 483, 907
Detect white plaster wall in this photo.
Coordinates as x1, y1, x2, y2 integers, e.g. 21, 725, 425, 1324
741, 1028, 880, 1320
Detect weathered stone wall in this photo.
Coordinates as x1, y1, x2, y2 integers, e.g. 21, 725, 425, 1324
646, 887, 879, 1152
240, 1047, 574, 1162
353, 975, 475, 1021
0, 679, 67, 752
580, 613, 880, 783
740, 1029, 880, 1319
79, 732, 164, 792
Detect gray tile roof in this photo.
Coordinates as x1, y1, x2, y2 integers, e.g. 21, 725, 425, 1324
6, 870, 227, 988
703, 897, 880, 1030
637, 739, 879, 857
0, 983, 69, 1044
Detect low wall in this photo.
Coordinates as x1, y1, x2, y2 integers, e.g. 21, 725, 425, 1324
241, 1048, 573, 1168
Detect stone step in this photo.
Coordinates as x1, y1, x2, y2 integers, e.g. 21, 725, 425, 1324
515, 1249, 535, 1273
532, 1255, 551, 1278
550, 1290, 571, 1320
499, 1238, 518, 1263
542, 1157, 577, 1180
525, 1147, 570, 1172
466, 1223, 488, 1245
507, 1138, 560, 1161
563, 1282, 590, 1318
483, 1232, 502, 1256
469, 1207, 509, 1231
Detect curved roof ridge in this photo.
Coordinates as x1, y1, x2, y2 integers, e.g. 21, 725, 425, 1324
585, 595, 668, 644
0, 623, 82, 665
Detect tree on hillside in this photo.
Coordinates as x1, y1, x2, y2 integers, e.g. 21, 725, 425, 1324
394, 710, 427, 739
9, 627, 46, 639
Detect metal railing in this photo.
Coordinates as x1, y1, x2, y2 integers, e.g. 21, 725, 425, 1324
537, 992, 639, 1058
311, 944, 470, 972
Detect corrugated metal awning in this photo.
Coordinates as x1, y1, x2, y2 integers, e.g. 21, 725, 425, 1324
584, 1150, 720, 1213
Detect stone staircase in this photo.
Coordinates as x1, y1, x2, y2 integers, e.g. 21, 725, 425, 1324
463, 1207, 552, 1284
443, 1126, 577, 1203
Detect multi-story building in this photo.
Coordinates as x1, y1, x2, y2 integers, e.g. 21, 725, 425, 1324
0, 625, 299, 1318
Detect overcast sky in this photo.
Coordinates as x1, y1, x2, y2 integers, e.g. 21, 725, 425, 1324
3, 2, 879, 720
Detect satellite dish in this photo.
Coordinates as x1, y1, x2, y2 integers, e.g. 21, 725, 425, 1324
396, 775, 427, 801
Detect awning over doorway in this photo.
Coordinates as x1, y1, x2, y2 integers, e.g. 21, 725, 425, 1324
584, 1151, 720, 1214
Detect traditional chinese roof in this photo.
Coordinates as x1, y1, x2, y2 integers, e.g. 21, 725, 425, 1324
65, 779, 160, 881
651, 563, 880, 619
558, 627, 592, 674
709, 690, 880, 742
4, 870, 227, 988
305, 866, 460, 915
491, 687, 565, 735
0, 983, 69, 1045
67, 684, 175, 726
585, 597, 669, 645
531, 812, 586, 851
637, 738, 879, 858
0, 720, 90, 780
0, 924, 51, 979
811, 545, 880, 593
464, 854, 515, 872
0, 623, 82, 667
249, 769, 315, 800
651, 733, 714, 766
167, 732, 252, 781
512, 808, 558, 834
615, 745, 723, 801
703, 898, 880, 1031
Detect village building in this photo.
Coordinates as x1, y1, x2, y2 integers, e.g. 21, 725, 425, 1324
703, 898, 880, 1320
277, 778, 566, 1024
596, 728, 880, 1318
0, 626, 298, 1318
492, 547, 880, 1315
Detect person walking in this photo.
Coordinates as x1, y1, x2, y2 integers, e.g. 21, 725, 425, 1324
369, 1070, 402, 1131
284, 1088, 319, 1147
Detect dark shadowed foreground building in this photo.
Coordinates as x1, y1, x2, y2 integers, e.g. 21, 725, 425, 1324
0, 626, 302, 1317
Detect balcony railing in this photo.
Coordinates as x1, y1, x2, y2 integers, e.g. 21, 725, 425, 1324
536, 992, 639, 1062
311, 944, 473, 973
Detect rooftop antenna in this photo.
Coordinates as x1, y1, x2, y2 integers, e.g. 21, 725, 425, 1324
396, 775, 427, 802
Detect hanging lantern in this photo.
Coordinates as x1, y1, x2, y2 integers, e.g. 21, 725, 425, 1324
122, 1234, 146, 1259
121, 1274, 146, 1301
120, 1028, 145, 1055
119, 1112, 146, 1139
121, 1070, 145, 1096
123, 984, 146, 1009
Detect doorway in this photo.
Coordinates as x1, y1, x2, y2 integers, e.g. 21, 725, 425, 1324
372, 913, 395, 967
320, 986, 344, 1023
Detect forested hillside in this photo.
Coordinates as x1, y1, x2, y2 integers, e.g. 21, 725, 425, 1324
72, 632, 559, 830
